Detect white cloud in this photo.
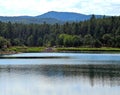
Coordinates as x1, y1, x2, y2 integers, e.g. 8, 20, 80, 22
0, 0, 120, 16
76, 0, 120, 15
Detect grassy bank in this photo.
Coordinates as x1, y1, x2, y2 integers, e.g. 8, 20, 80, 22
1, 47, 120, 54
56, 47, 120, 52
7, 46, 45, 53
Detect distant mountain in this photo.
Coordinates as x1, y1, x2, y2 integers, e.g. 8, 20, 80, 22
36, 11, 103, 21
0, 11, 104, 24
0, 16, 63, 24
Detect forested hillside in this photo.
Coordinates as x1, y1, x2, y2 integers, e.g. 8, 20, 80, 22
0, 15, 120, 49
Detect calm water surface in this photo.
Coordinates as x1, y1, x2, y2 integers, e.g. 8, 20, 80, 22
0, 53, 120, 95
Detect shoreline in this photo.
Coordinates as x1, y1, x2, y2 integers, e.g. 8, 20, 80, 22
1, 47, 120, 55
56, 47, 120, 52
0, 51, 20, 55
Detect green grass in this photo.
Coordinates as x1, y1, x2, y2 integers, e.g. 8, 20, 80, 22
56, 47, 120, 52
6, 46, 120, 53
7, 46, 45, 52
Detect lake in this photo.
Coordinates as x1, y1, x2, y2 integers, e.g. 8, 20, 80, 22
0, 53, 120, 95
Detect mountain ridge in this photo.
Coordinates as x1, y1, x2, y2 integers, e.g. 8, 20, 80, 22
37, 11, 103, 21
0, 11, 104, 24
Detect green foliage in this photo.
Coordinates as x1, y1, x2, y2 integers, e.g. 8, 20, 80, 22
12, 38, 22, 46
92, 39, 102, 48
0, 36, 10, 49
102, 34, 113, 47
115, 35, 120, 47
58, 34, 65, 46
84, 34, 93, 46
72, 35, 82, 47
27, 35, 34, 46
63, 35, 73, 47
0, 16, 120, 48
58, 34, 82, 47
37, 38, 43, 46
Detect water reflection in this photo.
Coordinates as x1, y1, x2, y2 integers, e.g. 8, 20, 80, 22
41, 64, 120, 86
0, 64, 120, 95
1, 64, 120, 87
1, 53, 120, 95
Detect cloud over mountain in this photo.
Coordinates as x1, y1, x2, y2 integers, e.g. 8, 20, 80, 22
0, 0, 120, 16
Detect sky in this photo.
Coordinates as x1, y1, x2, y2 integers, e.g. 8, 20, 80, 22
0, 0, 120, 16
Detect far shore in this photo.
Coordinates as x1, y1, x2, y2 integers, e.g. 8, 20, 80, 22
1, 46, 120, 55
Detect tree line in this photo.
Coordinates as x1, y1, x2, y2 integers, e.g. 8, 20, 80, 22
0, 15, 120, 49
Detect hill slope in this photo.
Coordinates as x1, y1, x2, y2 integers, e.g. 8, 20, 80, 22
0, 16, 63, 24
0, 11, 103, 24
37, 11, 103, 21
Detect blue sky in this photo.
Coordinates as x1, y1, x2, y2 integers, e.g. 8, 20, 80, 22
0, 0, 120, 16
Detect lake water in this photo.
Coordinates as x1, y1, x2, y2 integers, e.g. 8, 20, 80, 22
0, 53, 120, 95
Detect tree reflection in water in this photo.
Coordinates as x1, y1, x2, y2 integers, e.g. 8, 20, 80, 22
0, 64, 120, 87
